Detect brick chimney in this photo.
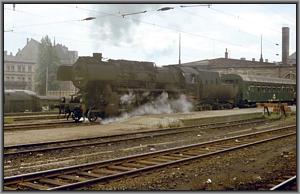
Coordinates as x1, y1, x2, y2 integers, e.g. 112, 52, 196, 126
282, 27, 289, 65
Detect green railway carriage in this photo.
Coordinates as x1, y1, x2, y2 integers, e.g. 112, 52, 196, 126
4, 90, 42, 113
221, 74, 296, 107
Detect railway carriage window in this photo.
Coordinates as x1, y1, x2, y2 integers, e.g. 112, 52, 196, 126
205, 80, 208, 85
215, 79, 218, 84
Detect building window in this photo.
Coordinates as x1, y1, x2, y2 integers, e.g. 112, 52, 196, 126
22, 66, 25, 72
28, 66, 32, 72
18, 66, 21, 72
28, 77, 32, 81
7, 66, 10, 71
11, 76, 14, 80
11, 66, 15, 71
6, 77, 9, 80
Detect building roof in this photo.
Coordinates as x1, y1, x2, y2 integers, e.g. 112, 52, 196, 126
182, 58, 277, 68
237, 74, 295, 85
5, 38, 78, 65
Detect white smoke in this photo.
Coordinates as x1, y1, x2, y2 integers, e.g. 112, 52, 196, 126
120, 92, 135, 105
101, 92, 193, 124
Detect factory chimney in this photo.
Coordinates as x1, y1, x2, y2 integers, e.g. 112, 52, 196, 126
282, 27, 289, 65
259, 35, 263, 63
225, 48, 228, 59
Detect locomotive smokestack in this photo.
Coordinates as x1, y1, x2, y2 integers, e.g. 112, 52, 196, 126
93, 53, 102, 61
282, 27, 289, 65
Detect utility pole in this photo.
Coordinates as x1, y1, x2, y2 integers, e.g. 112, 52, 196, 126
179, 33, 181, 65
45, 65, 48, 96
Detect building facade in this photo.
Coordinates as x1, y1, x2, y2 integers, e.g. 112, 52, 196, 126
4, 51, 35, 90
4, 38, 78, 96
177, 49, 296, 81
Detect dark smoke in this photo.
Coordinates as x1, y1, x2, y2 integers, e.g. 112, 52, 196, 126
89, 4, 160, 45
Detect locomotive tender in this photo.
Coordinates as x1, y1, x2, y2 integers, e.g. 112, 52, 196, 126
57, 53, 296, 120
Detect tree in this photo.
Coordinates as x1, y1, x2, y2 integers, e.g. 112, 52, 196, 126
34, 35, 61, 95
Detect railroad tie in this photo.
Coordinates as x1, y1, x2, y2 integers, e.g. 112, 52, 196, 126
168, 153, 190, 158
93, 168, 120, 175
76, 171, 102, 178
121, 162, 147, 169
58, 174, 88, 182
149, 158, 173, 163
3, 186, 16, 191
159, 155, 180, 160
18, 181, 50, 190
108, 165, 135, 171
136, 160, 161, 165
39, 178, 66, 186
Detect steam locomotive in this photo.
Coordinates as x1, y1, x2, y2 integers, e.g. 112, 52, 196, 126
57, 53, 296, 122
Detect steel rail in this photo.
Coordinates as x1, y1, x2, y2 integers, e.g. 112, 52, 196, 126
4, 118, 265, 156
270, 176, 297, 190
4, 125, 296, 190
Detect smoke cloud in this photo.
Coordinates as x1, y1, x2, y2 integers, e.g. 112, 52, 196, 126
101, 92, 193, 125
90, 4, 160, 45
120, 91, 135, 105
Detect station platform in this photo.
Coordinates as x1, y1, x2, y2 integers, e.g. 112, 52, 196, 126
4, 108, 266, 146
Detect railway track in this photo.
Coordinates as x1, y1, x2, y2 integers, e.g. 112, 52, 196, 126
5, 111, 58, 117
4, 125, 296, 190
4, 120, 97, 131
4, 118, 266, 156
5, 114, 61, 122
270, 175, 297, 190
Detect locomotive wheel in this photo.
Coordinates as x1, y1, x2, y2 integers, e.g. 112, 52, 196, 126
72, 108, 82, 123
88, 112, 98, 122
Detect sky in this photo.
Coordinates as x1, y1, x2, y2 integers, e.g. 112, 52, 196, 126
4, 3, 296, 66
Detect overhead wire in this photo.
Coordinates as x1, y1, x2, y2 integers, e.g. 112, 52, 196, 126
176, 8, 280, 46
69, 5, 244, 48
5, 4, 291, 60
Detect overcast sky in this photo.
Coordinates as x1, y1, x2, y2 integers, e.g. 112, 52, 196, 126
4, 3, 296, 66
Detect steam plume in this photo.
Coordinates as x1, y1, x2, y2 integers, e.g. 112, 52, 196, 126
101, 92, 193, 124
